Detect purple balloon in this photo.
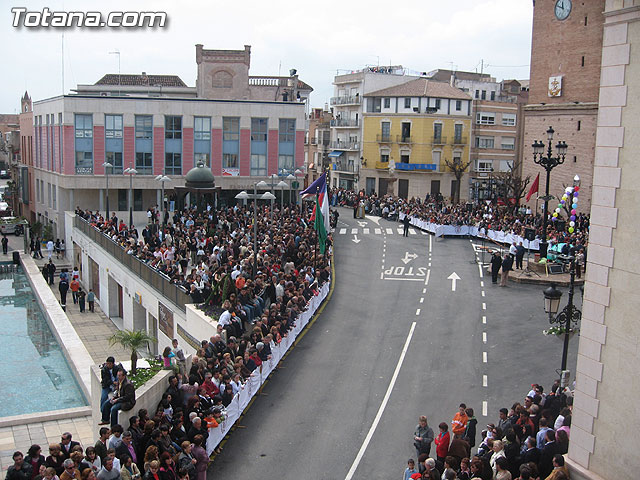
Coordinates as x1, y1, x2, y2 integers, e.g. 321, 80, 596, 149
573, 192, 579, 197
570, 215, 576, 221
552, 216, 557, 221
560, 199, 566, 204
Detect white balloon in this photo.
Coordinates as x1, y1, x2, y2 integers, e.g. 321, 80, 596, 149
555, 208, 561, 213
570, 221, 575, 227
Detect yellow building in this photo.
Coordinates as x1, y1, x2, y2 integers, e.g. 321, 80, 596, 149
361, 78, 472, 201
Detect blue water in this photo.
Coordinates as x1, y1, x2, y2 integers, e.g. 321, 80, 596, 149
0, 267, 87, 417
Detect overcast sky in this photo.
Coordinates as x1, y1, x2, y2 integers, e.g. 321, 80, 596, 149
1, 0, 533, 113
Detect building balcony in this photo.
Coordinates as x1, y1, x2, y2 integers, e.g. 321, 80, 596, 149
332, 161, 356, 173
375, 160, 389, 169
451, 136, 467, 145
331, 118, 360, 128
431, 136, 447, 145
394, 163, 438, 172
376, 134, 392, 143
330, 141, 360, 150
397, 135, 412, 144
330, 95, 361, 106
306, 137, 317, 145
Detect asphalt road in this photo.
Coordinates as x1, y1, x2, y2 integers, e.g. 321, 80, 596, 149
208, 207, 579, 479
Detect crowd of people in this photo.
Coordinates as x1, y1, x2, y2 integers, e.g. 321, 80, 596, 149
404, 381, 573, 480
330, 188, 589, 250
75, 201, 331, 317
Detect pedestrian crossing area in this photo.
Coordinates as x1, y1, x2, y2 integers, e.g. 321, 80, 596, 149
336, 227, 427, 236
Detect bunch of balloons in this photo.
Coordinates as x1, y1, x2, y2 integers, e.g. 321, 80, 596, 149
552, 183, 580, 233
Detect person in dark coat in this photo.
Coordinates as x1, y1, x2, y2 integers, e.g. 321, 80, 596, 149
515, 242, 525, 269
538, 430, 559, 479
521, 436, 541, 466
101, 370, 136, 427
402, 214, 411, 237
1, 235, 8, 254
6, 452, 33, 480
490, 252, 502, 284
58, 278, 69, 307
500, 254, 513, 287
462, 408, 477, 448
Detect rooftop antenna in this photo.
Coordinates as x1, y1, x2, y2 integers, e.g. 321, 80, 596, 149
109, 49, 121, 96
278, 61, 281, 77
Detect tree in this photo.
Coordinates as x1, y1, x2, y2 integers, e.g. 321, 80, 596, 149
109, 329, 156, 375
502, 159, 531, 211
443, 157, 472, 204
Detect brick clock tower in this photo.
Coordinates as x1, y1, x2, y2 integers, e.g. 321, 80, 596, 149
522, 0, 604, 212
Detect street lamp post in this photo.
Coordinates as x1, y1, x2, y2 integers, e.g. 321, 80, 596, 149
102, 162, 113, 221
235, 183, 272, 279
543, 256, 581, 388
532, 126, 568, 259
124, 167, 137, 227
286, 174, 296, 206
155, 175, 171, 225
295, 168, 303, 213
277, 180, 288, 211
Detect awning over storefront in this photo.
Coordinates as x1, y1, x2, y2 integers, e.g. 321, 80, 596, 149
328, 151, 344, 158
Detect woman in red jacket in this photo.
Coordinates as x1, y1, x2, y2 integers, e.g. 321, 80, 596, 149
434, 422, 450, 464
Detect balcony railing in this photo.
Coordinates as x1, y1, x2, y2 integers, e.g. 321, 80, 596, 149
397, 135, 412, 144
332, 162, 356, 172
377, 134, 392, 143
330, 141, 360, 150
307, 137, 317, 145
331, 118, 359, 127
74, 215, 191, 311
394, 163, 438, 172
451, 136, 467, 145
330, 95, 361, 106
431, 136, 447, 145
375, 160, 389, 169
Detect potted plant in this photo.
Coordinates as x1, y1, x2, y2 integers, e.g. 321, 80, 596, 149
543, 325, 579, 337
109, 329, 156, 375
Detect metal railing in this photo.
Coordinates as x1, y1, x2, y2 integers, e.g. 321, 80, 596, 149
331, 118, 359, 127
431, 136, 447, 145
452, 136, 468, 145
74, 216, 191, 311
330, 141, 359, 150
376, 134, 392, 143
330, 95, 361, 106
396, 135, 412, 144
332, 162, 355, 172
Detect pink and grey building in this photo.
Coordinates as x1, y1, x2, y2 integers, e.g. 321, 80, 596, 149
28, 45, 312, 237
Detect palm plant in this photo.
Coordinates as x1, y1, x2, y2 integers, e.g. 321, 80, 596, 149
109, 329, 156, 375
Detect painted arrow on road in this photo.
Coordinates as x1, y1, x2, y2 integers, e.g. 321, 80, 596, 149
448, 272, 461, 291
357, 220, 368, 227
401, 252, 419, 264
352, 235, 361, 244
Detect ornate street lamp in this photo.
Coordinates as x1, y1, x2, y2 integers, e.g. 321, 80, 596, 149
532, 126, 568, 259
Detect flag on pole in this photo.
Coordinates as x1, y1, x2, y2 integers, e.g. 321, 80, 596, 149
526, 173, 540, 202
314, 193, 328, 254
300, 172, 330, 233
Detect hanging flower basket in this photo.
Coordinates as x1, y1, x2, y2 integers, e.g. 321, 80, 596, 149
543, 326, 579, 337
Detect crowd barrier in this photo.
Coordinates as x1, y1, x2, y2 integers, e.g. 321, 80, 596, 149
399, 213, 542, 251
205, 279, 331, 455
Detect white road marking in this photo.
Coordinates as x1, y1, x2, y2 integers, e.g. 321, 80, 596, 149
482, 332, 487, 343
482, 401, 488, 417
482, 303, 487, 310
448, 272, 461, 291
380, 272, 383, 279
383, 277, 424, 282
483, 375, 488, 387
483, 351, 488, 363
425, 269, 431, 285
375, 228, 382, 235
397, 228, 404, 234
382, 253, 385, 258
422, 288, 426, 294
481, 291, 485, 297
482, 316, 487, 324
363, 228, 369, 234
480, 281, 484, 287
416, 308, 421, 316
344, 322, 417, 480
429, 235, 432, 253
386, 228, 393, 234
339, 228, 346, 235
409, 229, 417, 235
419, 298, 424, 304
478, 263, 484, 278
351, 228, 358, 234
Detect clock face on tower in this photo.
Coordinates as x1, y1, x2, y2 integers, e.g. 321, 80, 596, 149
555, 0, 572, 20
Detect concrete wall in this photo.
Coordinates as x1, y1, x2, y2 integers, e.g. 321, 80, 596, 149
567, 3, 640, 479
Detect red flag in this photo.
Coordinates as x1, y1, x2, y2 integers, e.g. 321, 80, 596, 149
526, 173, 540, 202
